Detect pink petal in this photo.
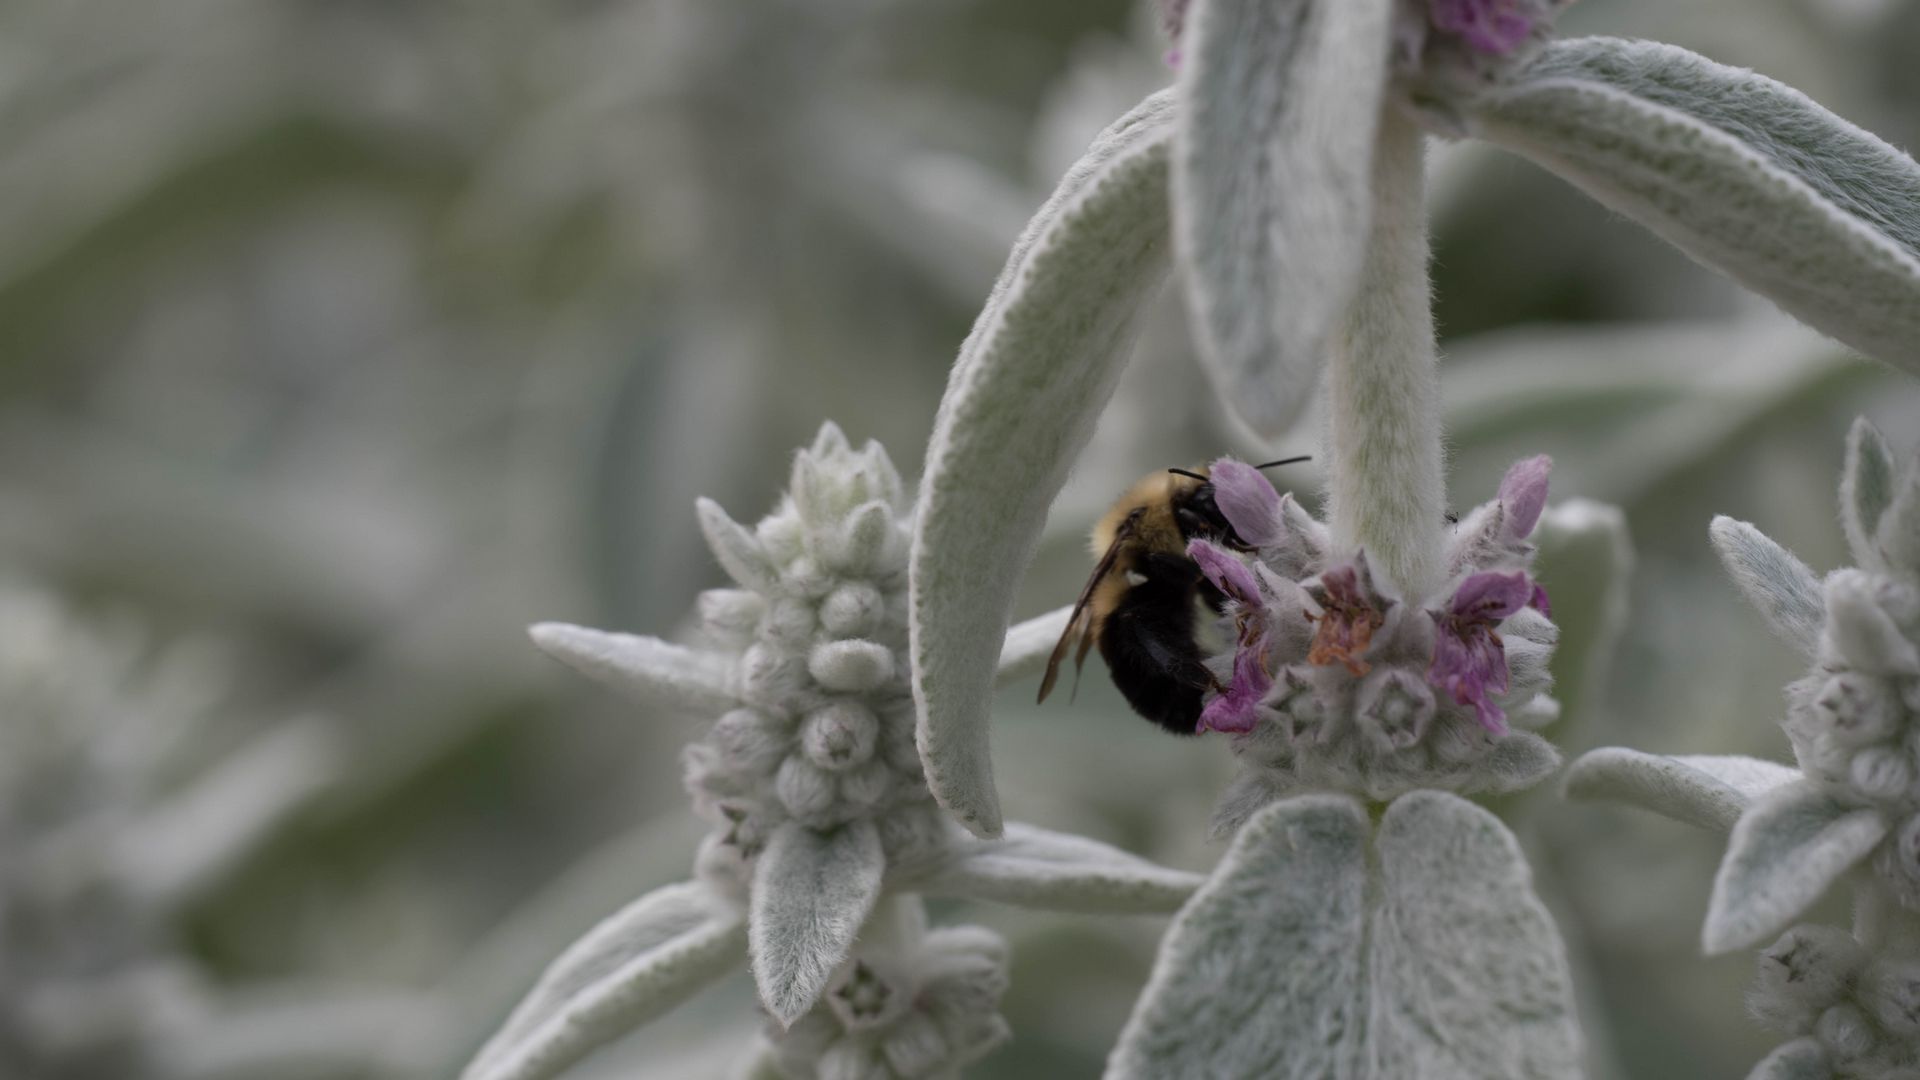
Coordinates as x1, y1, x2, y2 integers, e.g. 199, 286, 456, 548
1529, 581, 1551, 618
1188, 538, 1263, 608
1497, 454, 1551, 539
1448, 570, 1535, 621
1208, 458, 1283, 548
1199, 636, 1272, 735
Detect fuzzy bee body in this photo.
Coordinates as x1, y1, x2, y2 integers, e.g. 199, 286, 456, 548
1039, 459, 1305, 735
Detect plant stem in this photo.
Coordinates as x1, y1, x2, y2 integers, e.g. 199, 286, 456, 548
1324, 107, 1446, 600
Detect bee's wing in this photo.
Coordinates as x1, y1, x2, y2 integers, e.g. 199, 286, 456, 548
1037, 509, 1141, 704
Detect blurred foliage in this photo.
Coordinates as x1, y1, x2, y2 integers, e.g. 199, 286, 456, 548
6, 0, 1920, 1077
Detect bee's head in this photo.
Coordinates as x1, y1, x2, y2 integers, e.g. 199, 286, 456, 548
1166, 455, 1309, 551
1165, 467, 1244, 549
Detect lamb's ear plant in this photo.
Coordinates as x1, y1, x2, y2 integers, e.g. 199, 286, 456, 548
1568, 419, 1920, 1079
905, 0, 1920, 1075
465, 423, 1202, 1080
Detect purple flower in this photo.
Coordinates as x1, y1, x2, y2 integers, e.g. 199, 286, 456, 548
1497, 454, 1551, 540
1429, 0, 1536, 55
1188, 538, 1263, 607
1189, 538, 1270, 734
1209, 457, 1283, 549
1199, 633, 1271, 734
1306, 558, 1389, 677
1427, 570, 1548, 734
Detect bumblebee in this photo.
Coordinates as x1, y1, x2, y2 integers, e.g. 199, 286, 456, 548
1038, 456, 1308, 734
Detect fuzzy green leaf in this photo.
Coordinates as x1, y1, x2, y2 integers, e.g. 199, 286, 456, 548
1843, 417, 1897, 571
1709, 517, 1825, 658
749, 820, 886, 1025
464, 881, 745, 1080
910, 90, 1176, 839
1470, 37, 1920, 368
1704, 781, 1889, 954
1111, 792, 1581, 1079
1565, 748, 1802, 832
529, 622, 738, 715
1748, 1037, 1832, 1080
1174, 0, 1394, 436
916, 822, 1204, 914
1106, 794, 1369, 1079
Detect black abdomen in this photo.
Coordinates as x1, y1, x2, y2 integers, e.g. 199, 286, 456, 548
1097, 553, 1216, 735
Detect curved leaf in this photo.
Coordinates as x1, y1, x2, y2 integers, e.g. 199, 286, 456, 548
1174, 0, 1394, 436
916, 821, 1203, 914
1565, 748, 1802, 832
910, 90, 1176, 839
1709, 517, 1825, 658
464, 881, 745, 1080
529, 622, 737, 715
1842, 417, 1896, 570
1368, 791, 1582, 1079
749, 820, 885, 1025
1469, 37, 1920, 367
1106, 794, 1369, 1080
1748, 1037, 1832, 1080
1704, 780, 1889, 954
1532, 498, 1634, 730
994, 606, 1073, 687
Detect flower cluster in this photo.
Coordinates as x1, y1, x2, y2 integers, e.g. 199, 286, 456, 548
1747, 925, 1920, 1079
1196, 456, 1562, 828
680, 422, 951, 879
767, 921, 1011, 1080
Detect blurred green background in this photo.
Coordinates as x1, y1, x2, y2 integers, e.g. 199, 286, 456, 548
6, 0, 1920, 1077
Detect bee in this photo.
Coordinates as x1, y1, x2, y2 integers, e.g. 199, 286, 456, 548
1037, 456, 1309, 734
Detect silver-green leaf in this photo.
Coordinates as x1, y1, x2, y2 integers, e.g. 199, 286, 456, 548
749, 820, 886, 1025
1564, 748, 1802, 832
463, 881, 745, 1080
910, 90, 1176, 840
1174, 0, 1394, 436
1469, 37, 1920, 368
1709, 517, 1825, 658
1842, 417, 1897, 571
1703, 780, 1889, 954
529, 622, 737, 715
994, 606, 1073, 688
1110, 792, 1582, 1079
915, 821, 1204, 914
1366, 791, 1582, 1079
1106, 794, 1369, 1080
1748, 1037, 1832, 1080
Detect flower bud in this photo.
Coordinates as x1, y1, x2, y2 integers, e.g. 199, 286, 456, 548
1851, 746, 1914, 803
826, 959, 908, 1033
800, 701, 880, 771
837, 759, 895, 808
755, 511, 809, 566
1816, 1002, 1879, 1063
709, 708, 792, 775
775, 755, 840, 821
1862, 958, 1920, 1037
1749, 925, 1863, 1034
763, 595, 818, 647
739, 643, 811, 714
1267, 668, 1329, 746
810, 639, 896, 693
1812, 673, 1902, 747
1357, 667, 1436, 751
820, 581, 885, 638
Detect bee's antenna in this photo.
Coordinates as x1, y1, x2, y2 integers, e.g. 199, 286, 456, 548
1166, 468, 1208, 482
1253, 455, 1311, 471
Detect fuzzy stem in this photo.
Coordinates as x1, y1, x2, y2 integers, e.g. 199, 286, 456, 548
1324, 108, 1446, 600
